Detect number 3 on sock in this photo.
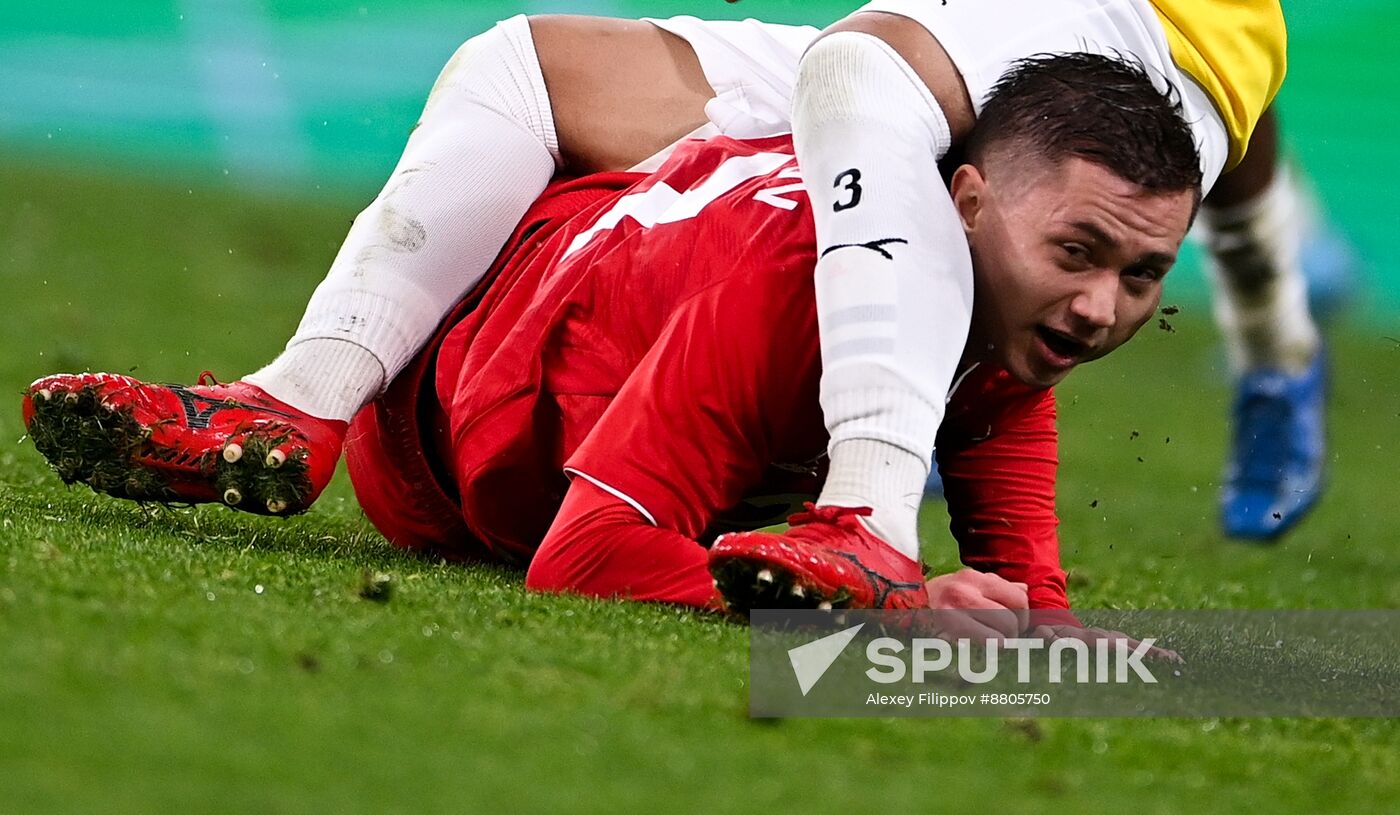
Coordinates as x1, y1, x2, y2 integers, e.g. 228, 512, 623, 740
833, 169, 863, 212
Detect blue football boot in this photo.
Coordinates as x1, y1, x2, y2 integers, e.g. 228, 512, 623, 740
1221, 353, 1327, 540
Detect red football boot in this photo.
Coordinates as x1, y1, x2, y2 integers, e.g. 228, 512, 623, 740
708, 504, 929, 613
22, 371, 345, 516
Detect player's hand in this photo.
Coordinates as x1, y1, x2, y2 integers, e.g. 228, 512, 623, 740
924, 568, 1030, 642
1026, 623, 1183, 663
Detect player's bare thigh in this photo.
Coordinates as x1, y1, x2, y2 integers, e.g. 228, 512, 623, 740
529, 15, 714, 174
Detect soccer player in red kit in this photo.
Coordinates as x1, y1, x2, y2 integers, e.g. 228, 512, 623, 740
341, 52, 1199, 616
23, 54, 1201, 619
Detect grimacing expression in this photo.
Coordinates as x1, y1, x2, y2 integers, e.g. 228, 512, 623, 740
952, 154, 1198, 389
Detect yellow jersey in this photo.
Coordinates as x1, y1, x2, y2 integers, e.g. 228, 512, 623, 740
1150, 0, 1287, 168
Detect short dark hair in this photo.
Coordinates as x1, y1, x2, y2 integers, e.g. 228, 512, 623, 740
966, 52, 1202, 208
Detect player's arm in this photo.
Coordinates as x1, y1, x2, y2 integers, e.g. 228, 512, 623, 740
529, 248, 824, 609
935, 387, 1189, 649
527, 476, 722, 609
935, 385, 1073, 612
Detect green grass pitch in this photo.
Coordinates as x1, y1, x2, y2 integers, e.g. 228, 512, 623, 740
2, 160, 1398, 813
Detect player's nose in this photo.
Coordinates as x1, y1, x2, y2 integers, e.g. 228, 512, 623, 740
1068, 271, 1118, 332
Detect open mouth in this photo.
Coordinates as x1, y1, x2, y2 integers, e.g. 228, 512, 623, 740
1035, 326, 1090, 366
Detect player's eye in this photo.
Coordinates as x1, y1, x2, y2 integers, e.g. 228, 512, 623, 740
1121, 265, 1165, 294
1058, 242, 1092, 266
1123, 265, 1164, 283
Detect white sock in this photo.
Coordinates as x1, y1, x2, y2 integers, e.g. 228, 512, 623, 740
1203, 163, 1320, 375
243, 339, 381, 422
792, 33, 972, 561
819, 439, 926, 560
246, 15, 559, 421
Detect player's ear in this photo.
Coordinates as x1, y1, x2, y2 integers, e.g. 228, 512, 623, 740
949, 164, 986, 233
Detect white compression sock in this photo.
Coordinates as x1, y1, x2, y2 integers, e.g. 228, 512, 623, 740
245, 15, 559, 421
1203, 163, 1320, 375
792, 33, 973, 561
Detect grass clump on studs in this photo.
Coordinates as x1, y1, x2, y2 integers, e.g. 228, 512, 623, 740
213, 430, 313, 515
25, 385, 178, 502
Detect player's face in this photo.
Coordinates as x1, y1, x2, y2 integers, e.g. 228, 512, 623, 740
952, 156, 1197, 388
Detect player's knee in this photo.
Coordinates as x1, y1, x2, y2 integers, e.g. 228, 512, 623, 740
529, 14, 711, 173
425, 15, 556, 157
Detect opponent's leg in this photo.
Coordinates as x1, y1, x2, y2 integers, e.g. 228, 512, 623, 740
24, 16, 714, 516
22, 372, 343, 515
1203, 111, 1319, 374
244, 15, 561, 421
22, 17, 558, 514
1203, 109, 1328, 540
245, 16, 713, 424
533, 15, 713, 174
791, 26, 974, 562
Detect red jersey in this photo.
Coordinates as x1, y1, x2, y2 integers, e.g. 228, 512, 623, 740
352, 134, 1068, 610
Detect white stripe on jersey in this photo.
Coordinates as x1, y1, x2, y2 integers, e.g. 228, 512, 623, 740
561, 151, 796, 261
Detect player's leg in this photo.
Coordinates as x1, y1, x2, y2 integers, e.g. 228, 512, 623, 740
780, 0, 1262, 554
22, 16, 714, 516
789, 16, 976, 564
246, 15, 712, 422
21, 16, 562, 514
1202, 109, 1330, 539
533, 16, 714, 174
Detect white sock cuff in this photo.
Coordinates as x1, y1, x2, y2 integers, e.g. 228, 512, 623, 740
818, 437, 926, 560
822, 382, 941, 470
794, 31, 952, 157
822, 437, 930, 495
244, 338, 384, 423
289, 285, 443, 384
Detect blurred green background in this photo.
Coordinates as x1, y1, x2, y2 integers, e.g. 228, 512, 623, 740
1, 0, 1395, 312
